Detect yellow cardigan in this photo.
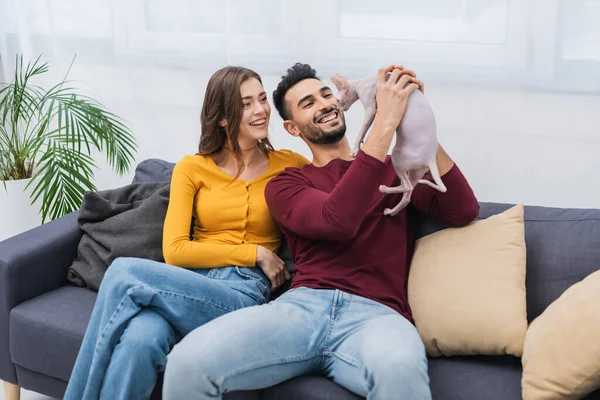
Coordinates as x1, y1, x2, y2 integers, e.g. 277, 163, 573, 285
163, 149, 309, 268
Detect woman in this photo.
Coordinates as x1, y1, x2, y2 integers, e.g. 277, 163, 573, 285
64, 66, 309, 400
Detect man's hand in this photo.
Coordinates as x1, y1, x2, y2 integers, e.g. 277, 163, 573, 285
362, 65, 421, 162
386, 65, 424, 94
256, 245, 290, 290
375, 65, 420, 129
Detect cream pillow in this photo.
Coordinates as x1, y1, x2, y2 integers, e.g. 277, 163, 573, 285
408, 204, 527, 357
521, 269, 600, 400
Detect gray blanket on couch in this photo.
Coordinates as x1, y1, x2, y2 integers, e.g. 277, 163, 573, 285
67, 182, 171, 291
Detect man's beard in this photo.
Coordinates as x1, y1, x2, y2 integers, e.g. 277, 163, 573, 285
300, 107, 347, 145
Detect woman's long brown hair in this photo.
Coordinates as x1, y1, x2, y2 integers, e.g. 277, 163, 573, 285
198, 66, 274, 181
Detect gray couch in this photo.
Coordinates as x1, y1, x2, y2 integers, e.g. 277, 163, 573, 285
2, 158, 600, 400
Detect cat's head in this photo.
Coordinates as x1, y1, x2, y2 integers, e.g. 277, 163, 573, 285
331, 74, 359, 112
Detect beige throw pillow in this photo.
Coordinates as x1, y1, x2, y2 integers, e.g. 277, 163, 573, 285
521, 269, 600, 400
408, 204, 527, 357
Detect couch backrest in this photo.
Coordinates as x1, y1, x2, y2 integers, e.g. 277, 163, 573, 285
133, 159, 175, 183
134, 159, 600, 323
415, 202, 600, 323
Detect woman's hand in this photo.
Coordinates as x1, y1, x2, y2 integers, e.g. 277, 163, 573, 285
256, 246, 290, 290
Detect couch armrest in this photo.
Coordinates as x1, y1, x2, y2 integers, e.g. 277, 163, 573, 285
0, 211, 82, 383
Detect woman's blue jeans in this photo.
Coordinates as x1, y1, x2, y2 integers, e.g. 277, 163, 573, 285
63, 257, 270, 400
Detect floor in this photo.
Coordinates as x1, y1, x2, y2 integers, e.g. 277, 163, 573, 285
0, 381, 55, 400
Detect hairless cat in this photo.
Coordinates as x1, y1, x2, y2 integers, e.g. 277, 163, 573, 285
331, 72, 446, 216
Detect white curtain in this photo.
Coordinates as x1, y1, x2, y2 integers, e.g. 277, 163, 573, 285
1, 0, 599, 208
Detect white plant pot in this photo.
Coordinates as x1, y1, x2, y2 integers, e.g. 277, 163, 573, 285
0, 178, 43, 241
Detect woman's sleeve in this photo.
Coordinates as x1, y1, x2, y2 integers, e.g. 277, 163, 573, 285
162, 159, 258, 268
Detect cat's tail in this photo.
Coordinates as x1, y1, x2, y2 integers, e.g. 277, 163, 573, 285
418, 162, 447, 193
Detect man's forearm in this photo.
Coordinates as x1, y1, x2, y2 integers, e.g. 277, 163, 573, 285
436, 144, 455, 176
361, 116, 397, 162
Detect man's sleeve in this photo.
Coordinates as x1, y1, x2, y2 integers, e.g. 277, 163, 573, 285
265, 150, 387, 241
410, 163, 480, 227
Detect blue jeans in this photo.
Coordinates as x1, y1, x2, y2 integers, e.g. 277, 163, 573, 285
163, 287, 431, 400
63, 257, 270, 400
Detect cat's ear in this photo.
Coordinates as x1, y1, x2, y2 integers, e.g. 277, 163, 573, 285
331, 74, 349, 90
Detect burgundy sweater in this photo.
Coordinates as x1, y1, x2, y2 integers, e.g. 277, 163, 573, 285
264, 149, 479, 322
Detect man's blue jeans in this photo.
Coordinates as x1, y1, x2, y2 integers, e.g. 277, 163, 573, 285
163, 286, 432, 400
63, 257, 270, 400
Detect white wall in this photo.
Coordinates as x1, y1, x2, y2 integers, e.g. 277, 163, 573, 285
67, 64, 600, 210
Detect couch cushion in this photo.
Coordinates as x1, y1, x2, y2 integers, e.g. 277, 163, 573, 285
522, 269, 600, 400
10, 285, 268, 400
133, 158, 175, 183
428, 356, 522, 400
415, 202, 600, 322
67, 182, 171, 291
10, 285, 96, 381
263, 375, 361, 400
409, 204, 527, 358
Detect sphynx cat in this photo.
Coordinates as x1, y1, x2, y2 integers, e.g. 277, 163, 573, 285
331, 72, 447, 216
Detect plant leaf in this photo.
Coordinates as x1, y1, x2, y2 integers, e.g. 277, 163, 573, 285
29, 143, 97, 222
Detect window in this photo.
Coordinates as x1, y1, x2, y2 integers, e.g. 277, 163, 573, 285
560, 0, 600, 62
317, 0, 530, 71
119, 0, 298, 66
2, 0, 599, 92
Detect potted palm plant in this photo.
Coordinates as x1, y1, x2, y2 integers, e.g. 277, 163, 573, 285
0, 55, 137, 240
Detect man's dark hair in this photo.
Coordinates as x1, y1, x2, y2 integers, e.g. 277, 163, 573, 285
273, 63, 319, 121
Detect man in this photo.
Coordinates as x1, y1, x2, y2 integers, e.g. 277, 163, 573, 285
163, 63, 479, 399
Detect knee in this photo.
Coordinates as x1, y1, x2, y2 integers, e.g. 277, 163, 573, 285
368, 343, 430, 400
367, 335, 428, 383
119, 316, 173, 361
164, 334, 223, 397
101, 257, 147, 290
381, 345, 428, 380
120, 333, 169, 363
167, 337, 216, 375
